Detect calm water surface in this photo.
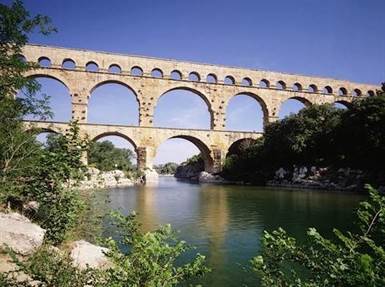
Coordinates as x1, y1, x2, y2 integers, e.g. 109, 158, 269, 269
91, 176, 365, 286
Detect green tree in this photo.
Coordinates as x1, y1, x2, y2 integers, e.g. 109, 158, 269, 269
252, 185, 385, 287
88, 140, 135, 172
0, 0, 55, 205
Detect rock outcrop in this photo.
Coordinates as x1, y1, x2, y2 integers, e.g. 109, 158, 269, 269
70, 240, 111, 270
198, 171, 226, 183
79, 167, 134, 189
0, 212, 46, 255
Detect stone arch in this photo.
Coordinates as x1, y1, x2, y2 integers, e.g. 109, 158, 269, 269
131, 66, 143, 76
276, 80, 286, 90
338, 87, 347, 96
241, 77, 252, 86
334, 100, 352, 109
157, 135, 214, 172
38, 56, 51, 68
206, 73, 217, 83
308, 84, 318, 93
367, 90, 375, 97
89, 80, 140, 103
26, 72, 71, 91
226, 92, 269, 128
92, 132, 138, 151
224, 75, 235, 85
156, 86, 214, 128
62, 58, 76, 70
323, 86, 333, 94
279, 96, 312, 119
293, 82, 302, 91
86, 61, 99, 72
88, 80, 140, 125
227, 138, 257, 157
259, 79, 270, 88
90, 132, 139, 169
108, 64, 121, 74
188, 71, 200, 82
170, 70, 182, 80
352, 88, 362, 97
151, 68, 163, 78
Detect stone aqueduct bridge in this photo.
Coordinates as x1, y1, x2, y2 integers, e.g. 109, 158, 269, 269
22, 44, 378, 173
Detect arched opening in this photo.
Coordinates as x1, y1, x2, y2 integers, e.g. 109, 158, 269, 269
276, 80, 286, 90
224, 75, 235, 85
206, 73, 217, 84
279, 97, 311, 119
154, 136, 213, 174
367, 90, 375, 97
226, 93, 267, 132
227, 138, 257, 157
241, 77, 252, 87
323, 86, 333, 94
188, 72, 200, 82
131, 66, 143, 76
90, 134, 137, 171
108, 64, 121, 74
151, 68, 163, 78
154, 88, 212, 129
259, 79, 270, 88
86, 61, 99, 72
338, 87, 347, 96
334, 101, 351, 110
88, 81, 139, 125
62, 58, 76, 70
292, 82, 302, 91
170, 70, 182, 80
32, 129, 61, 148
19, 76, 71, 121
352, 89, 362, 97
38, 57, 51, 68
308, 84, 318, 93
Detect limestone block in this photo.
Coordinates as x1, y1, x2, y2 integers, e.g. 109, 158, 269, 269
70, 240, 111, 270
0, 212, 46, 255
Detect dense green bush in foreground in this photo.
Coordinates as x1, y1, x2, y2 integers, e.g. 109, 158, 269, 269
253, 185, 385, 287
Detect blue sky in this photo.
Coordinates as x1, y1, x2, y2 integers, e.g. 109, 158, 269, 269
13, 0, 385, 164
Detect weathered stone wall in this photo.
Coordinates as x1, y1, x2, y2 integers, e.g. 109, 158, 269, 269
21, 44, 379, 172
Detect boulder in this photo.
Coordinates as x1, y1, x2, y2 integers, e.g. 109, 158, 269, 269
70, 240, 111, 270
0, 212, 46, 255
143, 169, 159, 185
198, 171, 225, 183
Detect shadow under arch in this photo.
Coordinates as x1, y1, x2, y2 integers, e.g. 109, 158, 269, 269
158, 135, 214, 172
227, 92, 269, 128
156, 86, 214, 129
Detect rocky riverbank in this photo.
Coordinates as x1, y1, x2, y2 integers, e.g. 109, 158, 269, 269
267, 166, 385, 192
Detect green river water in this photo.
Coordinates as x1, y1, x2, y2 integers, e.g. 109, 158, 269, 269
89, 176, 365, 286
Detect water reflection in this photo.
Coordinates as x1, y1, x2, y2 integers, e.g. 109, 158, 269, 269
97, 176, 365, 287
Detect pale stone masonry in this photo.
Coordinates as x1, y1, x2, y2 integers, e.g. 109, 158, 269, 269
21, 44, 379, 173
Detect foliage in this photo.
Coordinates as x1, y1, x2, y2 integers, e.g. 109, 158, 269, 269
0, 0, 55, 206
27, 122, 88, 244
222, 89, 385, 185
154, 162, 179, 175
101, 211, 210, 286
252, 185, 385, 287
0, 246, 102, 287
2, 212, 210, 287
88, 140, 135, 172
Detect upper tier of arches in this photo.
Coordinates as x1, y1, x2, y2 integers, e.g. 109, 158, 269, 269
22, 45, 377, 98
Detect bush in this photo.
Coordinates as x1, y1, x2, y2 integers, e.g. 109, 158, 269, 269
252, 185, 385, 286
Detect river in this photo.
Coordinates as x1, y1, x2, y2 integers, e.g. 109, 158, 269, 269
89, 176, 365, 286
